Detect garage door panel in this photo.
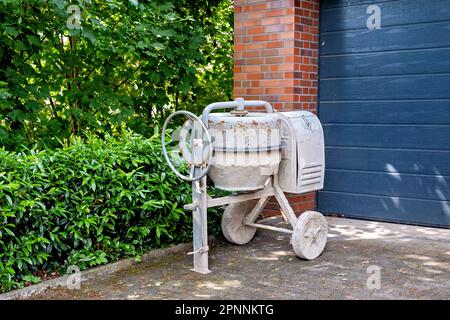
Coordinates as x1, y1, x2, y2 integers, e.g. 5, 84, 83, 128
318, 192, 450, 227
322, 0, 395, 10
325, 147, 450, 176
321, 0, 450, 33
320, 101, 450, 124
323, 125, 450, 150
321, 75, 450, 100
321, 21, 450, 55
324, 169, 450, 201
318, 0, 450, 227
320, 48, 450, 78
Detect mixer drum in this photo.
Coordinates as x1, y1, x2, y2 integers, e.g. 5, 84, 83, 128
207, 112, 282, 191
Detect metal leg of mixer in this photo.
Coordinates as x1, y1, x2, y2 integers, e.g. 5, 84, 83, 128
243, 196, 270, 225
190, 170, 211, 274
272, 174, 298, 229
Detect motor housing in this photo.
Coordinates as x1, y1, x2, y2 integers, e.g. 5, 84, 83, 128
277, 111, 325, 194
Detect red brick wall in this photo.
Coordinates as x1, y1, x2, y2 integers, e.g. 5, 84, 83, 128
234, 0, 320, 215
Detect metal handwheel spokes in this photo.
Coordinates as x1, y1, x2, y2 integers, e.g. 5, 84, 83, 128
161, 110, 213, 182
179, 119, 211, 166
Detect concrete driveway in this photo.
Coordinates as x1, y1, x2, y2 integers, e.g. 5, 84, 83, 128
28, 217, 450, 300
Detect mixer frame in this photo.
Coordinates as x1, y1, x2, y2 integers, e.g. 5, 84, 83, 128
162, 100, 328, 274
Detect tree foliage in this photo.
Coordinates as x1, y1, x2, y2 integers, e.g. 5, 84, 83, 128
0, 0, 233, 149
0, 0, 233, 293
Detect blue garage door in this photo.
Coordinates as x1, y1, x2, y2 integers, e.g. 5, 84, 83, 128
318, 0, 450, 227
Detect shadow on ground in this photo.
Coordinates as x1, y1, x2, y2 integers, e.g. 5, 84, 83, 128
28, 217, 450, 300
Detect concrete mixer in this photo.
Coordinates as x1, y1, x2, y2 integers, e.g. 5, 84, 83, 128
162, 98, 327, 274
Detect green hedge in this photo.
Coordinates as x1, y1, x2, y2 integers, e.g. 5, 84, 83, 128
0, 130, 223, 293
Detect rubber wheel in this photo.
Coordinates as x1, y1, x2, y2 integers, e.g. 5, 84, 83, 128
292, 211, 328, 260
221, 201, 257, 245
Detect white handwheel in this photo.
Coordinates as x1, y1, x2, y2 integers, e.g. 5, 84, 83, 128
292, 211, 328, 260
221, 201, 257, 245
161, 110, 213, 182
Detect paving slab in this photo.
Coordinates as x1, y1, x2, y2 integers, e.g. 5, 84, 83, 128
27, 217, 450, 300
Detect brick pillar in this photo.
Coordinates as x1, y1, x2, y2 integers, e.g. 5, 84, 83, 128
234, 0, 320, 216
